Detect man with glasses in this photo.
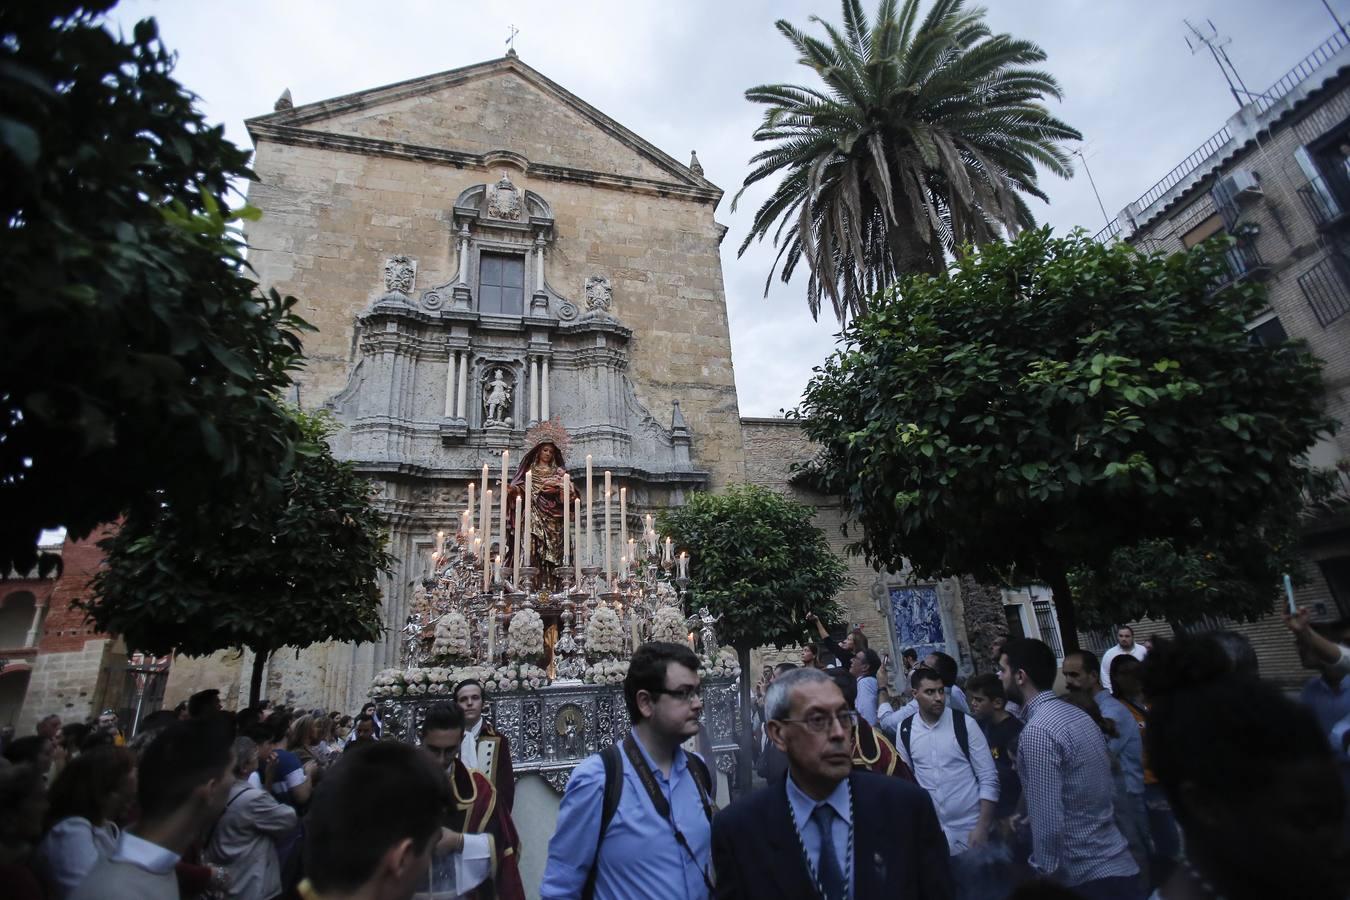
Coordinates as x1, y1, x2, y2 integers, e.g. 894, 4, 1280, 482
542, 641, 715, 900
418, 703, 526, 900
712, 667, 952, 899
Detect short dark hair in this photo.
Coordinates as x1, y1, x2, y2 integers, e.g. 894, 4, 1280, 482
139, 710, 179, 734
1065, 649, 1101, 682
136, 718, 234, 821
452, 679, 484, 702
859, 648, 882, 677
187, 689, 221, 718
420, 703, 465, 736
1109, 653, 1143, 694
1003, 638, 1057, 691
910, 666, 943, 691
2, 736, 49, 766
828, 669, 858, 708
624, 641, 701, 721
774, 662, 798, 676
1116, 625, 1134, 636
927, 651, 958, 686
45, 745, 136, 828
902, 648, 918, 661
964, 673, 1005, 701
304, 741, 449, 893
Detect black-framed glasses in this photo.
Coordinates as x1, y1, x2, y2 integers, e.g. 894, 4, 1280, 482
649, 686, 703, 703
777, 710, 859, 733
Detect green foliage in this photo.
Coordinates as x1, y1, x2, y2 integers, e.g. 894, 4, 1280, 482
85, 408, 391, 662
736, 0, 1081, 323
0, 2, 310, 573
799, 228, 1332, 630
659, 484, 850, 651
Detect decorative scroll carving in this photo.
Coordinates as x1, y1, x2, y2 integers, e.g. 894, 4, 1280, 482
384, 255, 417, 295
542, 769, 572, 794
488, 171, 523, 221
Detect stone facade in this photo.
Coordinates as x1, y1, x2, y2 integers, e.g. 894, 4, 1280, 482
165, 55, 745, 713
1097, 39, 1350, 687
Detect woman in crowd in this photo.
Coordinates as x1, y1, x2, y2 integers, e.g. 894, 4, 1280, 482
0, 764, 48, 900
33, 745, 137, 898
1141, 634, 1348, 899
313, 716, 344, 765
204, 736, 299, 900
346, 702, 382, 742
286, 714, 324, 770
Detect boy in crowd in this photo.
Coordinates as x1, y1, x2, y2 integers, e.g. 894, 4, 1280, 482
965, 674, 1023, 839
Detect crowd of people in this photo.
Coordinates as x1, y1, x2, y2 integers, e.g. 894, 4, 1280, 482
0, 616, 1346, 900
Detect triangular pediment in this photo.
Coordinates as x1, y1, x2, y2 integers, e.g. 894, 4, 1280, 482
248, 56, 719, 200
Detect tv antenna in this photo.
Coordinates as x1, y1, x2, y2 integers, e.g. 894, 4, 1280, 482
1184, 19, 1252, 110
1071, 145, 1111, 229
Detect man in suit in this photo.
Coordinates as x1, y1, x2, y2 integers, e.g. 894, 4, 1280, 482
712, 668, 952, 900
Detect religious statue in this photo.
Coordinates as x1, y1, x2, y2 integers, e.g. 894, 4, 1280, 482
507, 418, 570, 586
402, 613, 426, 669
484, 369, 512, 424
696, 607, 721, 655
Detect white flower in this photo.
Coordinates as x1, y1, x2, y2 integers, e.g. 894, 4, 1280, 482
587, 606, 624, 656
433, 613, 473, 660
651, 606, 687, 645
508, 608, 545, 659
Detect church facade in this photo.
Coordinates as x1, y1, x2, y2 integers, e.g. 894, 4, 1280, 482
164, 53, 748, 712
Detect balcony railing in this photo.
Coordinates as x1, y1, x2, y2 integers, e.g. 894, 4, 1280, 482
1212, 241, 1269, 292
1298, 171, 1350, 229
1299, 253, 1350, 326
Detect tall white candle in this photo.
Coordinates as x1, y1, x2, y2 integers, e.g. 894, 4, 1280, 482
574, 498, 583, 583
678, 552, 689, 580
499, 456, 508, 571
480, 465, 489, 537
604, 471, 613, 581
665, 536, 673, 563
523, 469, 533, 566
562, 473, 570, 565
585, 455, 594, 566
483, 490, 493, 590
620, 486, 627, 556
467, 482, 475, 531
513, 495, 523, 584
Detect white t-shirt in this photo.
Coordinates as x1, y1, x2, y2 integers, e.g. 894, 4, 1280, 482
1100, 644, 1148, 693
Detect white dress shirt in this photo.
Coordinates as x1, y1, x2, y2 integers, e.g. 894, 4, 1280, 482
893, 707, 1000, 855
461, 716, 483, 771
34, 817, 119, 898
1099, 644, 1147, 693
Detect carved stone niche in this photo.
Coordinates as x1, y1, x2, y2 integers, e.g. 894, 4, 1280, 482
481, 365, 517, 429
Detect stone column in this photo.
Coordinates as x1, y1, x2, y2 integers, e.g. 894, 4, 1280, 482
529, 356, 540, 424
542, 357, 551, 420
445, 350, 459, 417
535, 236, 546, 293
457, 352, 469, 421
23, 601, 46, 647
457, 225, 471, 284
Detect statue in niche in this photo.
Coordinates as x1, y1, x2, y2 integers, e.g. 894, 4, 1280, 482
488, 171, 523, 221
584, 275, 613, 315
384, 254, 416, 295
483, 369, 513, 425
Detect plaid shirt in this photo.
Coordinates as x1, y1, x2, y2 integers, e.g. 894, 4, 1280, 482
1018, 692, 1138, 886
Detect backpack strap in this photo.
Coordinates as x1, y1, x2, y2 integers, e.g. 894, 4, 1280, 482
952, 710, 972, 764
685, 752, 716, 821
899, 715, 913, 759
581, 743, 625, 900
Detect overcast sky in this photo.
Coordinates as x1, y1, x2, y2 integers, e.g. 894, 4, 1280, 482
108, 0, 1341, 417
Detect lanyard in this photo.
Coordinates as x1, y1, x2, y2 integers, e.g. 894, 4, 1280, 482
788, 784, 854, 900
620, 736, 714, 894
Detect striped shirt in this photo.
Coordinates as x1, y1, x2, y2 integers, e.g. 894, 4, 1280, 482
1018, 692, 1138, 886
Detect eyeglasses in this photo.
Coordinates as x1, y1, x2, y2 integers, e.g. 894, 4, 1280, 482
777, 710, 859, 734
649, 686, 702, 703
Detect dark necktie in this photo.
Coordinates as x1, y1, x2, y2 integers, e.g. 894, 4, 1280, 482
810, 803, 847, 900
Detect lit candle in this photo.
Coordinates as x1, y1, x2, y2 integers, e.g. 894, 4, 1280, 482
665, 536, 673, 563
499, 471, 508, 576
620, 555, 627, 581
645, 514, 655, 555
523, 469, 533, 566
574, 497, 583, 583
604, 471, 613, 582
435, 530, 445, 555
480, 465, 489, 536
562, 473, 571, 565
678, 552, 689, 580
620, 486, 627, 557
513, 495, 523, 584
628, 538, 636, 574
467, 482, 475, 530
585, 454, 594, 566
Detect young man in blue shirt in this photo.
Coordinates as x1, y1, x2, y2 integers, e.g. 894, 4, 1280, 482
542, 641, 714, 900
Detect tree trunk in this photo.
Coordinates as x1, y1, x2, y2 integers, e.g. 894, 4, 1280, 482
958, 575, 1007, 673
1045, 566, 1081, 654
248, 648, 271, 707
735, 645, 754, 796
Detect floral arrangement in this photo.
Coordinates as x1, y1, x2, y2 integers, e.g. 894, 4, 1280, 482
701, 649, 741, 681
651, 606, 689, 645
586, 605, 624, 657
432, 612, 472, 661
584, 659, 627, 685
481, 663, 549, 693
371, 668, 406, 696
508, 607, 545, 661
371, 661, 552, 697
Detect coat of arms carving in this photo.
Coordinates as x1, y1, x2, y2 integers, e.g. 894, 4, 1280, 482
383, 255, 417, 295
488, 172, 523, 221
584, 275, 613, 313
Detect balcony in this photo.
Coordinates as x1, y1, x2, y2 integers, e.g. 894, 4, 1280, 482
1298, 252, 1350, 326
1212, 240, 1270, 292
1298, 172, 1350, 231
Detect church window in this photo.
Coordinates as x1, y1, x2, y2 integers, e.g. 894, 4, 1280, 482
478, 252, 525, 315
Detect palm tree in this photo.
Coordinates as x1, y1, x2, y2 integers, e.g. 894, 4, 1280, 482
735, 0, 1081, 323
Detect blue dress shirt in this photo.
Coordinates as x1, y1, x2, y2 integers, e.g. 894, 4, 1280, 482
1094, 690, 1145, 796
541, 729, 711, 900
785, 773, 853, 899
855, 676, 879, 726
1301, 674, 1350, 737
